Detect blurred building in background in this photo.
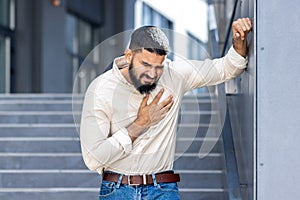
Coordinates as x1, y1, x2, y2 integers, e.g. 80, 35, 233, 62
1, 0, 225, 94
2, 0, 299, 200
0, 1, 253, 199
1, 0, 131, 93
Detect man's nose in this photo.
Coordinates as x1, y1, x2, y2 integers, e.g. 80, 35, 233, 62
148, 67, 157, 78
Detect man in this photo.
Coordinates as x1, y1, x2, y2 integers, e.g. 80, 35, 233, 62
80, 18, 253, 199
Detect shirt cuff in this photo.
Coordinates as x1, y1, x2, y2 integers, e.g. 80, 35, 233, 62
227, 46, 248, 69
112, 128, 132, 152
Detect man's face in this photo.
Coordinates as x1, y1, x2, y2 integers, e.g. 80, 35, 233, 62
128, 49, 165, 94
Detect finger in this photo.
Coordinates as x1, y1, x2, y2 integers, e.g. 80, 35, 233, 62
242, 18, 252, 30
233, 23, 245, 40
233, 18, 253, 39
248, 18, 253, 29
238, 19, 248, 31
159, 100, 173, 116
240, 18, 253, 34
156, 100, 173, 118
159, 95, 173, 108
140, 94, 149, 107
239, 18, 253, 33
158, 107, 167, 118
161, 112, 168, 119
242, 18, 253, 40
245, 18, 253, 30
164, 99, 174, 111
151, 88, 164, 105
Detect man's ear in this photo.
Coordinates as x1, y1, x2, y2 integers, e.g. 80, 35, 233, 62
124, 49, 132, 64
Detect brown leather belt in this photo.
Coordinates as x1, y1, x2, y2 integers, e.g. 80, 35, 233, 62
102, 171, 180, 186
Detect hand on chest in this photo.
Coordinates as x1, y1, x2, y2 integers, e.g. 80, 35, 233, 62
111, 85, 175, 124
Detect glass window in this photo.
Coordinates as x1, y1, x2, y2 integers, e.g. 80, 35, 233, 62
187, 32, 208, 60
187, 33, 210, 94
78, 20, 93, 57
65, 14, 78, 56
141, 3, 173, 59
0, 0, 14, 93
65, 13, 101, 93
142, 3, 172, 29
0, 36, 7, 92
0, 0, 10, 27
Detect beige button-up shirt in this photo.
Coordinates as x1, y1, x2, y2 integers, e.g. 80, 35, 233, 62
80, 46, 247, 175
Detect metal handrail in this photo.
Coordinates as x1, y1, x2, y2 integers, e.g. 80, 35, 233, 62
207, 0, 242, 199
221, 0, 239, 57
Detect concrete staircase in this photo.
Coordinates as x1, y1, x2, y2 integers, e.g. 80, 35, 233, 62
0, 93, 229, 200
175, 92, 229, 200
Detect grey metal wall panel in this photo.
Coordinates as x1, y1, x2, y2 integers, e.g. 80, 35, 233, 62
226, 0, 255, 199
257, 0, 300, 199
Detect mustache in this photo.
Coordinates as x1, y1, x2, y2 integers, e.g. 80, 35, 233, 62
141, 74, 156, 81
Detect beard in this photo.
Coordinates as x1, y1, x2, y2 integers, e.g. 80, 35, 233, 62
129, 62, 157, 94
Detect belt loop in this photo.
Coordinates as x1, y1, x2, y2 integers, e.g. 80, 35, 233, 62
116, 174, 123, 189
151, 173, 157, 186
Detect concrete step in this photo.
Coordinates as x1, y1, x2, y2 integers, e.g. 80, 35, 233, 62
0, 189, 98, 200
0, 123, 217, 138
0, 189, 228, 200
182, 93, 217, 100
0, 95, 215, 112
1, 153, 222, 170
0, 138, 80, 153
180, 99, 217, 111
0, 93, 214, 100
0, 93, 83, 100
178, 111, 219, 124
0, 111, 217, 124
0, 137, 221, 154
178, 172, 226, 189
0, 100, 213, 112
0, 93, 228, 200
0, 170, 227, 200
0, 101, 82, 112
0, 124, 78, 137
177, 124, 221, 138
0, 112, 78, 123
0, 170, 99, 188
180, 190, 229, 200
174, 154, 224, 171
0, 188, 228, 200
0, 170, 225, 189
175, 138, 222, 154
0, 154, 87, 170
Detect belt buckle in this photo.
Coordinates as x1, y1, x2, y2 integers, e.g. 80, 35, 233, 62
127, 174, 147, 186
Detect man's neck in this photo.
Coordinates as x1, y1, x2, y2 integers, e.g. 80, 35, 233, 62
120, 67, 133, 84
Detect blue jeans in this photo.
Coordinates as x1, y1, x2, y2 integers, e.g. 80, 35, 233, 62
98, 173, 180, 200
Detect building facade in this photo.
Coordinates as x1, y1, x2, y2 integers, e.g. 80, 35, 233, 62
0, 0, 212, 94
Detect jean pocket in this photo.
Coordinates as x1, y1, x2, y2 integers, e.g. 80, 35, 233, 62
158, 182, 179, 192
99, 181, 116, 197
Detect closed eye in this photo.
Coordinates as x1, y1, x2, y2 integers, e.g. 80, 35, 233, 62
141, 61, 151, 67
156, 65, 164, 69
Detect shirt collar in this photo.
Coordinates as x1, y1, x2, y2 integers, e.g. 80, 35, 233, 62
111, 55, 171, 94
112, 56, 144, 95
112, 56, 131, 86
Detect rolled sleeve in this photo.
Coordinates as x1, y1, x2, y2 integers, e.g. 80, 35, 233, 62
227, 46, 248, 69
112, 127, 132, 152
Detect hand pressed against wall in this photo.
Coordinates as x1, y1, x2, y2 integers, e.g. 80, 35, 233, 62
232, 17, 253, 57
